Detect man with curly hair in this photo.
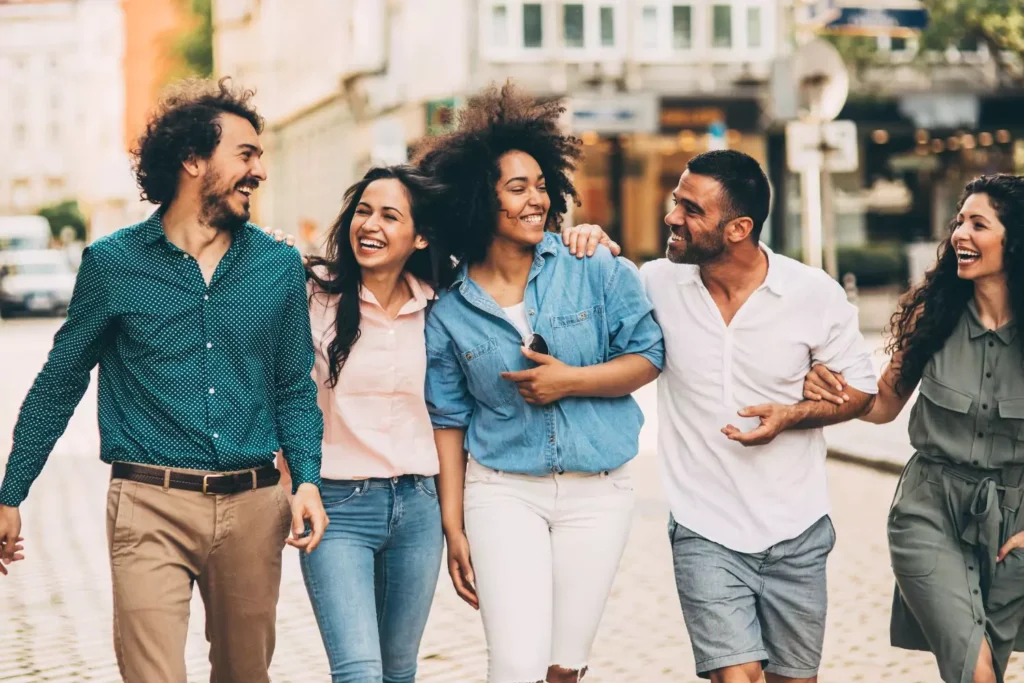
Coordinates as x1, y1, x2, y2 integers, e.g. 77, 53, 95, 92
0, 78, 327, 683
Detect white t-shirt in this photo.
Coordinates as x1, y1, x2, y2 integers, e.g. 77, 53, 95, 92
503, 301, 533, 341
639, 246, 878, 552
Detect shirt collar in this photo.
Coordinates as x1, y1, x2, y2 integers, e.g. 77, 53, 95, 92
361, 271, 434, 315
676, 243, 786, 296
966, 298, 1016, 344
142, 208, 168, 245
449, 232, 559, 290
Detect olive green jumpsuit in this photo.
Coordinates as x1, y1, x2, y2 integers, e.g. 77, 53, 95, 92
889, 302, 1024, 682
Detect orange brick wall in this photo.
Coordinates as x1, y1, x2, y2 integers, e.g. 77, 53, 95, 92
122, 0, 185, 152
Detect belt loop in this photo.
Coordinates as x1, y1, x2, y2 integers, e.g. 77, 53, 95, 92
251, 469, 258, 491
162, 469, 171, 492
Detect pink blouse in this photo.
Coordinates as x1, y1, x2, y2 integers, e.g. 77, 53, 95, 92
308, 270, 439, 480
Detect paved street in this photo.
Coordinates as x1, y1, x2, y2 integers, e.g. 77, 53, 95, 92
1, 317, 1021, 682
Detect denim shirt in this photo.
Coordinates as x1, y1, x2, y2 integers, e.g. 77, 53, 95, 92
425, 232, 664, 475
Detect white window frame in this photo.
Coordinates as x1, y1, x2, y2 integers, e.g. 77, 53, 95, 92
631, 0, 773, 64
558, 0, 626, 61
480, 1, 626, 63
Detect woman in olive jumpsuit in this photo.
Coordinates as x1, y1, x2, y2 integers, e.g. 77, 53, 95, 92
804, 174, 1024, 683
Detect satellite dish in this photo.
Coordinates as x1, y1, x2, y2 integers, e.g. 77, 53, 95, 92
792, 39, 849, 121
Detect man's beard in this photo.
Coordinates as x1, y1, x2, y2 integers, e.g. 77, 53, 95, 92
199, 167, 249, 232
666, 223, 726, 265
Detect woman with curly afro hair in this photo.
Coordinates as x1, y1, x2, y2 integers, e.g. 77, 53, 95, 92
416, 83, 665, 682
804, 174, 1024, 683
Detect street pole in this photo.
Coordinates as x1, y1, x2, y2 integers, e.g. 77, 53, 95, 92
800, 151, 823, 269
821, 166, 838, 278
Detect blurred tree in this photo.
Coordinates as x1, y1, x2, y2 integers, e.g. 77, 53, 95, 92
826, 0, 1023, 84
169, 0, 213, 78
37, 201, 87, 242
919, 0, 1024, 83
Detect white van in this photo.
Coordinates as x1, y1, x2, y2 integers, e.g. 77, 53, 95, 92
0, 215, 52, 251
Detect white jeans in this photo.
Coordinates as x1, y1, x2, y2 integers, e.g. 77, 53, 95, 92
463, 458, 635, 683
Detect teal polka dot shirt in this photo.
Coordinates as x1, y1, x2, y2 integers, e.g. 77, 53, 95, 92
0, 210, 323, 506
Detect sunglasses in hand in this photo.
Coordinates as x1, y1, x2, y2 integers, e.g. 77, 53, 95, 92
524, 333, 549, 356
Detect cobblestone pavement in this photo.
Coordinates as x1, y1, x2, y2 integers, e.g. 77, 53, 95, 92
1, 318, 1021, 682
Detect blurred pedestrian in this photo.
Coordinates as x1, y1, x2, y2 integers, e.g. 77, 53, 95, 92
0, 77, 329, 683
416, 83, 664, 683
804, 174, 1024, 683
640, 150, 878, 683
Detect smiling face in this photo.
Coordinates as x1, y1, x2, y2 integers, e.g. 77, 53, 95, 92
663, 170, 730, 265
952, 192, 1006, 282
349, 178, 428, 274
197, 113, 266, 231
494, 150, 550, 249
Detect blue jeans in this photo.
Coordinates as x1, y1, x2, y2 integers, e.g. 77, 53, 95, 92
300, 475, 443, 683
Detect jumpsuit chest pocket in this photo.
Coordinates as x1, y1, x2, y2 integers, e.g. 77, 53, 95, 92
996, 399, 1024, 461
549, 305, 604, 366
911, 376, 974, 451
457, 338, 518, 409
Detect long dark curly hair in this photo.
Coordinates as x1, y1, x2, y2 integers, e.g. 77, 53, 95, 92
413, 82, 582, 265
131, 77, 263, 205
888, 174, 1024, 395
306, 165, 452, 388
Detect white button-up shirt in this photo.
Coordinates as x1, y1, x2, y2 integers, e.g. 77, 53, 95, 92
640, 247, 877, 552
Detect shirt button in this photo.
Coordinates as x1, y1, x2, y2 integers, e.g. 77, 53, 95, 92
548, 435, 555, 443
986, 372, 992, 378
978, 432, 983, 438
989, 341, 995, 347
212, 433, 219, 439
972, 460, 979, 465
183, 253, 189, 259
203, 294, 209, 301
465, 353, 473, 360
206, 342, 213, 349
528, 309, 535, 316
209, 387, 216, 394
982, 404, 988, 410
969, 565, 975, 571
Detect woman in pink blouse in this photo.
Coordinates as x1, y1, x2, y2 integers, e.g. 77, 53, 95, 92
288, 164, 616, 682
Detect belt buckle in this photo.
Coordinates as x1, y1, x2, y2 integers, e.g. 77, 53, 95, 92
202, 473, 219, 495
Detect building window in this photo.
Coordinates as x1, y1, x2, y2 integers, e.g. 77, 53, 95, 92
600, 6, 615, 47
491, 4, 509, 47
747, 7, 762, 48
641, 6, 658, 50
712, 5, 732, 48
523, 3, 543, 48
564, 4, 584, 47
891, 36, 908, 51
672, 6, 692, 49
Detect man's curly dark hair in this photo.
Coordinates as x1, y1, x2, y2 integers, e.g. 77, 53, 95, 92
131, 77, 264, 205
413, 82, 582, 265
888, 174, 1024, 395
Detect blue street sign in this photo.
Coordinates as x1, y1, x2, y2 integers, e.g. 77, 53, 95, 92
824, 7, 929, 36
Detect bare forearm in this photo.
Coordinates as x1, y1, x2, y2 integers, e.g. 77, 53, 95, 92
564, 355, 660, 399
786, 390, 874, 430
433, 428, 468, 535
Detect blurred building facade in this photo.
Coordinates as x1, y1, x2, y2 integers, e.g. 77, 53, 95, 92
0, 0, 143, 238
213, 0, 1024, 271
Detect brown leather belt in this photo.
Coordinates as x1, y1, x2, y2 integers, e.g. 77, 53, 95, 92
111, 462, 280, 495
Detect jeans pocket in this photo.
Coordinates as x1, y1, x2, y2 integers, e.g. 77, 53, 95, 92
320, 481, 363, 510
417, 476, 439, 498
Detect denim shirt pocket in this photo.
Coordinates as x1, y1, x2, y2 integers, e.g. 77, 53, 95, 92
549, 305, 604, 366
457, 338, 518, 409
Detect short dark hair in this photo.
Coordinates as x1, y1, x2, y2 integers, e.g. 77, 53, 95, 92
413, 82, 582, 265
686, 150, 771, 240
131, 77, 264, 205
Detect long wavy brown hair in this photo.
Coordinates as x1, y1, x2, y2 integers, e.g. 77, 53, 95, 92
887, 174, 1024, 395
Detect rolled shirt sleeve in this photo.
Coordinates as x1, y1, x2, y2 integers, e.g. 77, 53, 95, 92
273, 251, 324, 491
425, 312, 474, 430
811, 279, 878, 395
604, 256, 665, 369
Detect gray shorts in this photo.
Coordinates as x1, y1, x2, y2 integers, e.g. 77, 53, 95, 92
669, 514, 836, 679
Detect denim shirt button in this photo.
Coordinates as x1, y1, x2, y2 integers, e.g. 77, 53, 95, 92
579, 312, 587, 320
528, 309, 535, 316
465, 352, 473, 360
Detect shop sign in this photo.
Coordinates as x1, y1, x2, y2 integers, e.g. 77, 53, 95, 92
786, 119, 859, 172
659, 98, 762, 134
569, 93, 658, 134
821, 1, 928, 37
426, 98, 458, 136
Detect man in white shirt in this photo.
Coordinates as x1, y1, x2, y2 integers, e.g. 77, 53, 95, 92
639, 150, 877, 683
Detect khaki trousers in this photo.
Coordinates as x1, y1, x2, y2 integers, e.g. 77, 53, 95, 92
105, 471, 292, 683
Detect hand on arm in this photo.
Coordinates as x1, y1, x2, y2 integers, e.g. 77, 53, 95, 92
434, 428, 477, 610
500, 347, 659, 405
802, 354, 915, 425
0, 507, 24, 576
722, 386, 874, 447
